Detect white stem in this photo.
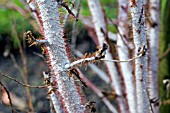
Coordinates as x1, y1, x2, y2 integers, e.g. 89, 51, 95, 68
64, 56, 96, 69
87, 0, 129, 112
108, 31, 117, 42
130, 0, 150, 113
43, 72, 63, 113
148, 0, 160, 113
26, 0, 43, 29
36, 0, 85, 112
117, 1, 137, 113
35, 39, 47, 43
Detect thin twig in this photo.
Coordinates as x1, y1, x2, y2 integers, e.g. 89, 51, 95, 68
33, 52, 46, 61
71, 0, 82, 49
159, 46, 170, 61
10, 53, 23, 76
42, 71, 63, 113
161, 99, 170, 105
101, 54, 142, 62
11, 23, 34, 112
0, 81, 14, 113
146, 89, 154, 113
63, 0, 76, 25
0, 73, 46, 88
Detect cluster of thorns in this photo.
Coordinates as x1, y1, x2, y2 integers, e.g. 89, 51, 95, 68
24, 29, 147, 88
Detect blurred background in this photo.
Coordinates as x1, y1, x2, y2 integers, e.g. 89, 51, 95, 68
0, 0, 170, 113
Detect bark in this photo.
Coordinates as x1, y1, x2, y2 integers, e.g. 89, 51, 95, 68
36, 0, 85, 112
74, 50, 110, 84
117, 0, 137, 113
26, 0, 44, 33
130, 0, 150, 113
148, 0, 160, 112
87, 0, 129, 113
43, 72, 64, 113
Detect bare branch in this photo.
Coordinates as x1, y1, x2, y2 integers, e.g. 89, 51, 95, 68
10, 23, 34, 112
64, 43, 108, 69
74, 50, 110, 84
159, 45, 170, 61
0, 73, 46, 88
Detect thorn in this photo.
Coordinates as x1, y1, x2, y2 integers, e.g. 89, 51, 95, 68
137, 45, 147, 56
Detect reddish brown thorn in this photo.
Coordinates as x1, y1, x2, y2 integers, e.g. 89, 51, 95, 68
131, 0, 136, 7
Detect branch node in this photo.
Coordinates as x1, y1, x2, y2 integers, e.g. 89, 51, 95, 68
64, 43, 108, 69
25, 31, 48, 46
57, 0, 78, 21
85, 101, 97, 113
137, 45, 147, 56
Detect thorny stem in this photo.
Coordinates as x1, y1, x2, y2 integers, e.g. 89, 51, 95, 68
26, 0, 44, 33
130, 0, 150, 113
117, 1, 136, 113
87, 0, 128, 112
42, 72, 64, 113
64, 56, 97, 69
35, 0, 85, 112
65, 43, 108, 69
65, 51, 143, 69
74, 50, 110, 84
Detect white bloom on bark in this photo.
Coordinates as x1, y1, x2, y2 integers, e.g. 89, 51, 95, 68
87, 0, 129, 112
36, 0, 85, 113
148, 0, 160, 113
117, 0, 137, 113
130, 0, 150, 113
